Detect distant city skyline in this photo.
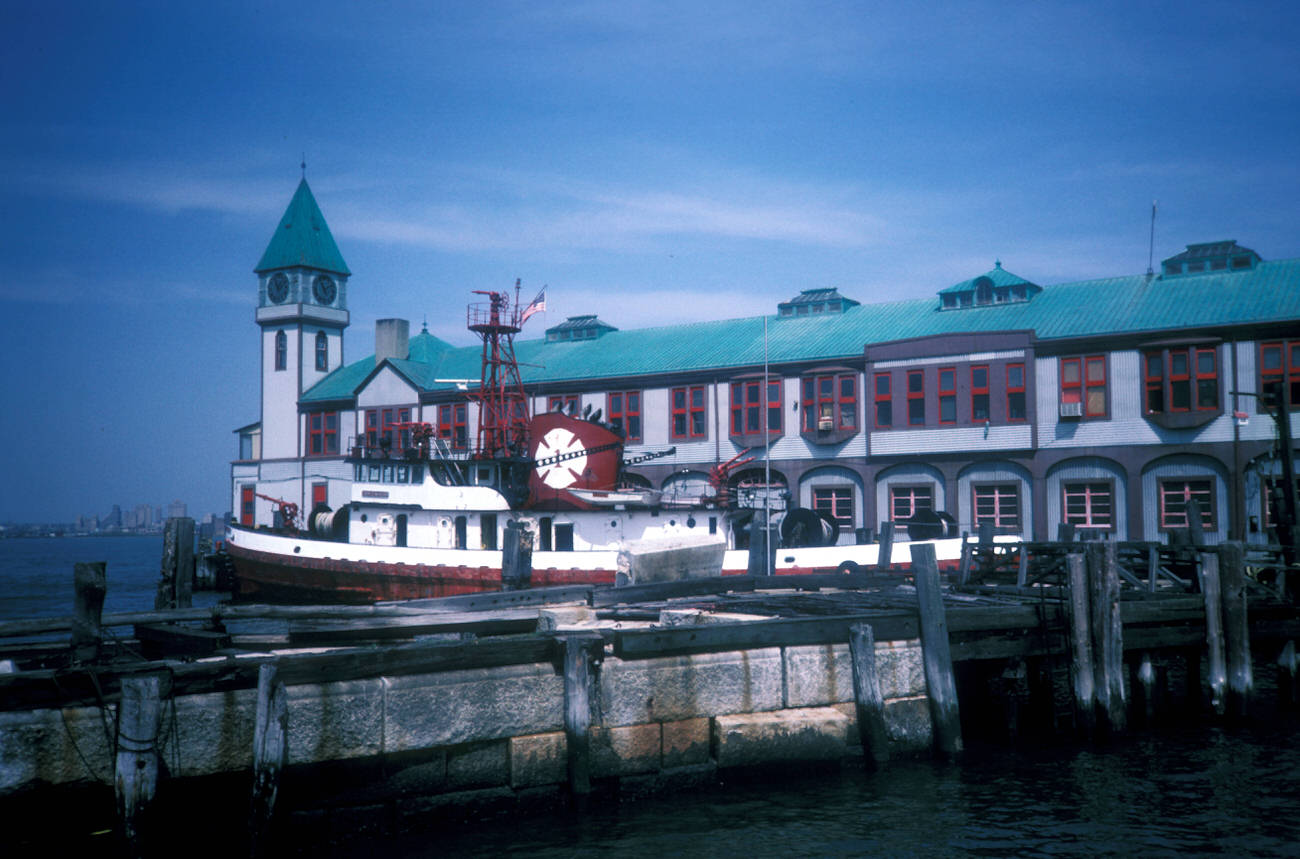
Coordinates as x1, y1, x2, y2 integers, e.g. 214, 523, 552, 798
3, 2, 1298, 522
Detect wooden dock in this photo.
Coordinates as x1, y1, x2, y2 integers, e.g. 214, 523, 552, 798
2, 536, 1299, 854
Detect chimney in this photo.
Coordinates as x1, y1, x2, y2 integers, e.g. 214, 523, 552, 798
375, 318, 410, 366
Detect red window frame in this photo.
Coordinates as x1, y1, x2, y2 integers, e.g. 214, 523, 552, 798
437, 403, 468, 450
1260, 340, 1300, 410
971, 365, 990, 422
1144, 346, 1219, 414
306, 411, 339, 456
1061, 355, 1107, 417
907, 369, 925, 426
812, 486, 854, 533
1159, 478, 1215, 531
1062, 482, 1112, 529
671, 385, 707, 440
973, 483, 1019, 530
874, 372, 892, 428
938, 367, 956, 425
547, 394, 579, 416
240, 485, 255, 526
730, 379, 783, 437
606, 390, 642, 442
1006, 363, 1026, 422
889, 484, 934, 522
801, 373, 858, 432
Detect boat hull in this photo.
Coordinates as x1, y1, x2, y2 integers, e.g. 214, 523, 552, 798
225, 524, 996, 604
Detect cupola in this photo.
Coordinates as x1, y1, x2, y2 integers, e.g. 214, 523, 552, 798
1160, 240, 1260, 277
938, 262, 1040, 310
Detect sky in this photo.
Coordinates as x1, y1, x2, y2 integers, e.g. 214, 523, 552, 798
1, 0, 1298, 523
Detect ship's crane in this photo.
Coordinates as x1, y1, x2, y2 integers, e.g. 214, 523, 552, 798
254, 493, 300, 531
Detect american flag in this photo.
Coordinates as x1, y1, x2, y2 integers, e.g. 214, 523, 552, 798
520, 287, 546, 324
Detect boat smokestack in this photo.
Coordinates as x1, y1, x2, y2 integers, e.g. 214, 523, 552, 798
375, 318, 410, 366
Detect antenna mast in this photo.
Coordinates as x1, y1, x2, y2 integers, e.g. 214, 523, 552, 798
467, 280, 530, 458
1147, 200, 1158, 276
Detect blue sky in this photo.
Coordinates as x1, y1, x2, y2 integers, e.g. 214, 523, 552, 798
1, 1, 1298, 523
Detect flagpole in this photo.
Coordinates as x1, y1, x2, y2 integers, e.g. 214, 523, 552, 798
764, 315, 771, 577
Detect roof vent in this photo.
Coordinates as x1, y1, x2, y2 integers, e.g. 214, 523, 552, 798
777, 288, 860, 317
545, 315, 617, 343
1160, 240, 1260, 277
938, 265, 1040, 310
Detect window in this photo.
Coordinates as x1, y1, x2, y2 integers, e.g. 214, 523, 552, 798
306, 411, 339, 456
973, 483, 1020, 530
1063, 482, 1112, 529
874, 373, 892, 428
547, 395, 579, 416
890, 485, 934, 523
1144, 346, 1218, 414
730, 379, 782, 437
801, 373, 857, 432
938, 368, 956, 424
437, 403, 468, 450
971, 365, 990, 422
480, 513, 497, 550
315, 331, 328, 372
1007, 364, 1026, 421
1061, 356, 1107, 418
607, 391, 642, 442
907, 370, 925, 426
1159, 478, 1215, 531
671, 385, 707, 440
1261, 340, 1300, 410
812, 486, 854, 534
274, 330, 287, 371
366, 408, 412, 451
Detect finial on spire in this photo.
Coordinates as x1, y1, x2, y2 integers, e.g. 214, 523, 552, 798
301, 154, 307, 179
995, 258, 1002, 269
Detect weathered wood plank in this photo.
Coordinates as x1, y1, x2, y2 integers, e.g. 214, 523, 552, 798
1199, 551, 1228, 716
250, 662, 287, 854
849, 623, 889, 766
72, 561, 107, 663
614, 612, 920, 659
1065, 553, 1096, 736
563, 634, 602, 797
285, 609, 542, 644
1219, 541, 1253, 717
912, 543, 962, 759
115, 672, 164, 848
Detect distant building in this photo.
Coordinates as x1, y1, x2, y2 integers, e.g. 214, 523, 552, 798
232, 181, 1300, 545
167, 500, 187, 520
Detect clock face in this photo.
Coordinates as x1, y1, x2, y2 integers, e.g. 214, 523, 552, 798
313, 275, 337, 305
267, 273, 290, 304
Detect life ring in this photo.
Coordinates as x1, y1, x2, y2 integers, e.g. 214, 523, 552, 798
836, 560, 862, 575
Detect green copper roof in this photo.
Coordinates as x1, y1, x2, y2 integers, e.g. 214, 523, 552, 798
255, 179, 351, 275
297, 255, 1300, 406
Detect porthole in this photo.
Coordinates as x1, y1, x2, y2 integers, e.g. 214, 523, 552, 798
687, 516, 696, 528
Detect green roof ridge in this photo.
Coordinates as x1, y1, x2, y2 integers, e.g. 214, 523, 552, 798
255, 179, 351, 275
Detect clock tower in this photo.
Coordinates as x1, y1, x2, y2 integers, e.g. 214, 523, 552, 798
254, 179, 351, 460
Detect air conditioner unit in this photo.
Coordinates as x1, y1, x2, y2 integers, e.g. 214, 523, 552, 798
818, 417, 834, 431
1059, 401, 1083, 418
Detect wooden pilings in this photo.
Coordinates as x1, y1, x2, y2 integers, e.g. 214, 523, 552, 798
250, 663, 288, 852
1064, 552, 1097, 735
72, 561, 107, 663
562, 634, 603, 798
115, 672, 165, 848
910, 543, 962, 758
1087, 541, 1126, 733
848, 623, 889, 766
876, 521, 894, 571
155, 516, 195, 610
1218, 541, 1253, 716
1198, 550, 1229, 715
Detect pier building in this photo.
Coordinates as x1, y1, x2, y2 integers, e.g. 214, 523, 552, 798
231, 181, 1300, 547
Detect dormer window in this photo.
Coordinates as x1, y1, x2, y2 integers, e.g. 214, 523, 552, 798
939, 265, 1040, 311
777, 288, 859, 317
1161, 240, 1260, 277
545, 314, 617, 342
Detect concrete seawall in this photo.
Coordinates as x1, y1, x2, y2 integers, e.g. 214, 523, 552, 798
0, 636, 931, 818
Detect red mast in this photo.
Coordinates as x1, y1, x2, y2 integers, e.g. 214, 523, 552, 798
467, 281, 530, 458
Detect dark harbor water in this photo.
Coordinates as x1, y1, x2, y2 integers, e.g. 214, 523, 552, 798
4, 536, 1300, 857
